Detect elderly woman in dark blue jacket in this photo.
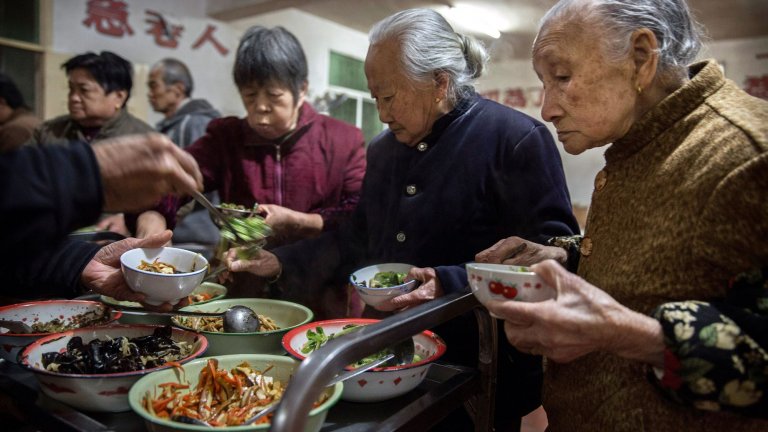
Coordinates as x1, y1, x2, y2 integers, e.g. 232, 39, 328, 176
225, 8, 579, 429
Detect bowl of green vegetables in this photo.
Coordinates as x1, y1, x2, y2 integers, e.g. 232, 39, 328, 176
213, 203, 272, 261
282, 318, 446, 402
349, 263, 420, 308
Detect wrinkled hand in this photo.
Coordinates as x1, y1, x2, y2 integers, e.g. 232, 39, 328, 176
485, 260, 663, 366
475, 236, 566, 266
374, 267, 444, 312
258, 204, 322, 239
95, 213, 130, 237
224, 247, 281, 279
80, 230, 186, 311
93, 133, 203, 212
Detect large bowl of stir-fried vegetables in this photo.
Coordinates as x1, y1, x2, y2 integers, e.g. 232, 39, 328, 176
171, 298, 313, 356
128, 354, 342, 431
282, 318, 447, 402
0, 300, 120, 363
121, 247, 209, 306
18, 324, 208, 412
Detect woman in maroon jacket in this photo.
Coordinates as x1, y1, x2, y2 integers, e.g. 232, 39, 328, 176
135, 26, 366, 306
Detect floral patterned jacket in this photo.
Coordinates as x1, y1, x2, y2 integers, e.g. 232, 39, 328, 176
552, 236, 766, 417
652, 267, 767, 418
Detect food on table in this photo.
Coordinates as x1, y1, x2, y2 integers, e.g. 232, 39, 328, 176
188, 291, 214, 304
138, 258, 181, 274
41, 326, 193, 374
143, 358, 329, 426
360, 271, 407, 288
29, 309, 111, 333
301, 324, 421, 368
176, 311, 280, 333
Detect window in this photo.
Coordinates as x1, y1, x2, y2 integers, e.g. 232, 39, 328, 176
327, 51, 383, 144
0, 0, 42, 113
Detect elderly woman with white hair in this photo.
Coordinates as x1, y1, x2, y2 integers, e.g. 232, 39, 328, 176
226, 8, 579, 430
478, 0, 768, 430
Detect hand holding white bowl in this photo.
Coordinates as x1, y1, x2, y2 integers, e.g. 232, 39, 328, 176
82, 230, 185, 311
120, 246, 208, 306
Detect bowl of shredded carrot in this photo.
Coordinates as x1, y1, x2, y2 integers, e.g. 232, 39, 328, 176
129, 354, 342, 431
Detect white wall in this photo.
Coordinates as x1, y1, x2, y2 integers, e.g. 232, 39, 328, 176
229, 8, 371, 105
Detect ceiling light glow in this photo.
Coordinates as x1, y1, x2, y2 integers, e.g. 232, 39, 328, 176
443, 4, 502, 39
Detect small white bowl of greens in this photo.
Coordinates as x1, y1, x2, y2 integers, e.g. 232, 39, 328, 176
349, 263, 419, 307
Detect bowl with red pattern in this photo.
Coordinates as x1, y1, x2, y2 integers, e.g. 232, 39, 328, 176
18, 324, 207, 412
282, 318, 446, 402
0, 300, 120, 363
466, 263, 556, 308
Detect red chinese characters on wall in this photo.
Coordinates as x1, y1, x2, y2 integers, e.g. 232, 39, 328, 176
82, 0, 134, 38
80, 2, 230, 57
191, 25, 229, 56
744, 75, 768, 100
480, 87, 544, 110
145, 10, 184, 49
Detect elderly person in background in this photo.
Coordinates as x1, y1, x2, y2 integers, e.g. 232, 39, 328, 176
148, 58, 221, 148
147, 57, 222, 247
31, 51, 154, 236
226, 9, 579, 430
0, 73, 40, 151
477, 0, 768, 430
134, 26, 367, 313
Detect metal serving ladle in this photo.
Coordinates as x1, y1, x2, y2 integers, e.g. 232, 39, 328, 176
171, 353, 395, 427
115, 305, 260, 333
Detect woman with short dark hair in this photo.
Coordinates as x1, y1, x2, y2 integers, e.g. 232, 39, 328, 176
32, 51, 154, 235
135, 26, 367, 315
32, 51, 152, 145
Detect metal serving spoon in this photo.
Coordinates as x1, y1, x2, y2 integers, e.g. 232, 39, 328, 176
171, 354, 395, 427
115, 305, 260, 333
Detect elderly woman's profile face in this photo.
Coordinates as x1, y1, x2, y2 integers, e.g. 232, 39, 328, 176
239, 80, 305, 140
67, 68, 126, 128
365, 40, 444, 147
533, 24, 638, 154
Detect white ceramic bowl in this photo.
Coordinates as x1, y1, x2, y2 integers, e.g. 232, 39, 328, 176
171, 298, 313, 356
0, 300, 120, 363
120, 247, 209, 305
349, 263, 419, 307
129, 354, 342, 432
466, 263, 556, 308
18, 324, 208, 412
282, 318, 446, 403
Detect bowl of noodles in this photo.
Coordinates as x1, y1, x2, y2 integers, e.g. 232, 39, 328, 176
0, 300, 119, 363
120, 247, 209, 306
129, 354, 342, 431
18, 324, 207, 412
171, 298, 313, 356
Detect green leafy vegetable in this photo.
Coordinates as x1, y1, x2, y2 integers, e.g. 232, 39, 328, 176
300, 324, 415, 368
368, 271, 407, 288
